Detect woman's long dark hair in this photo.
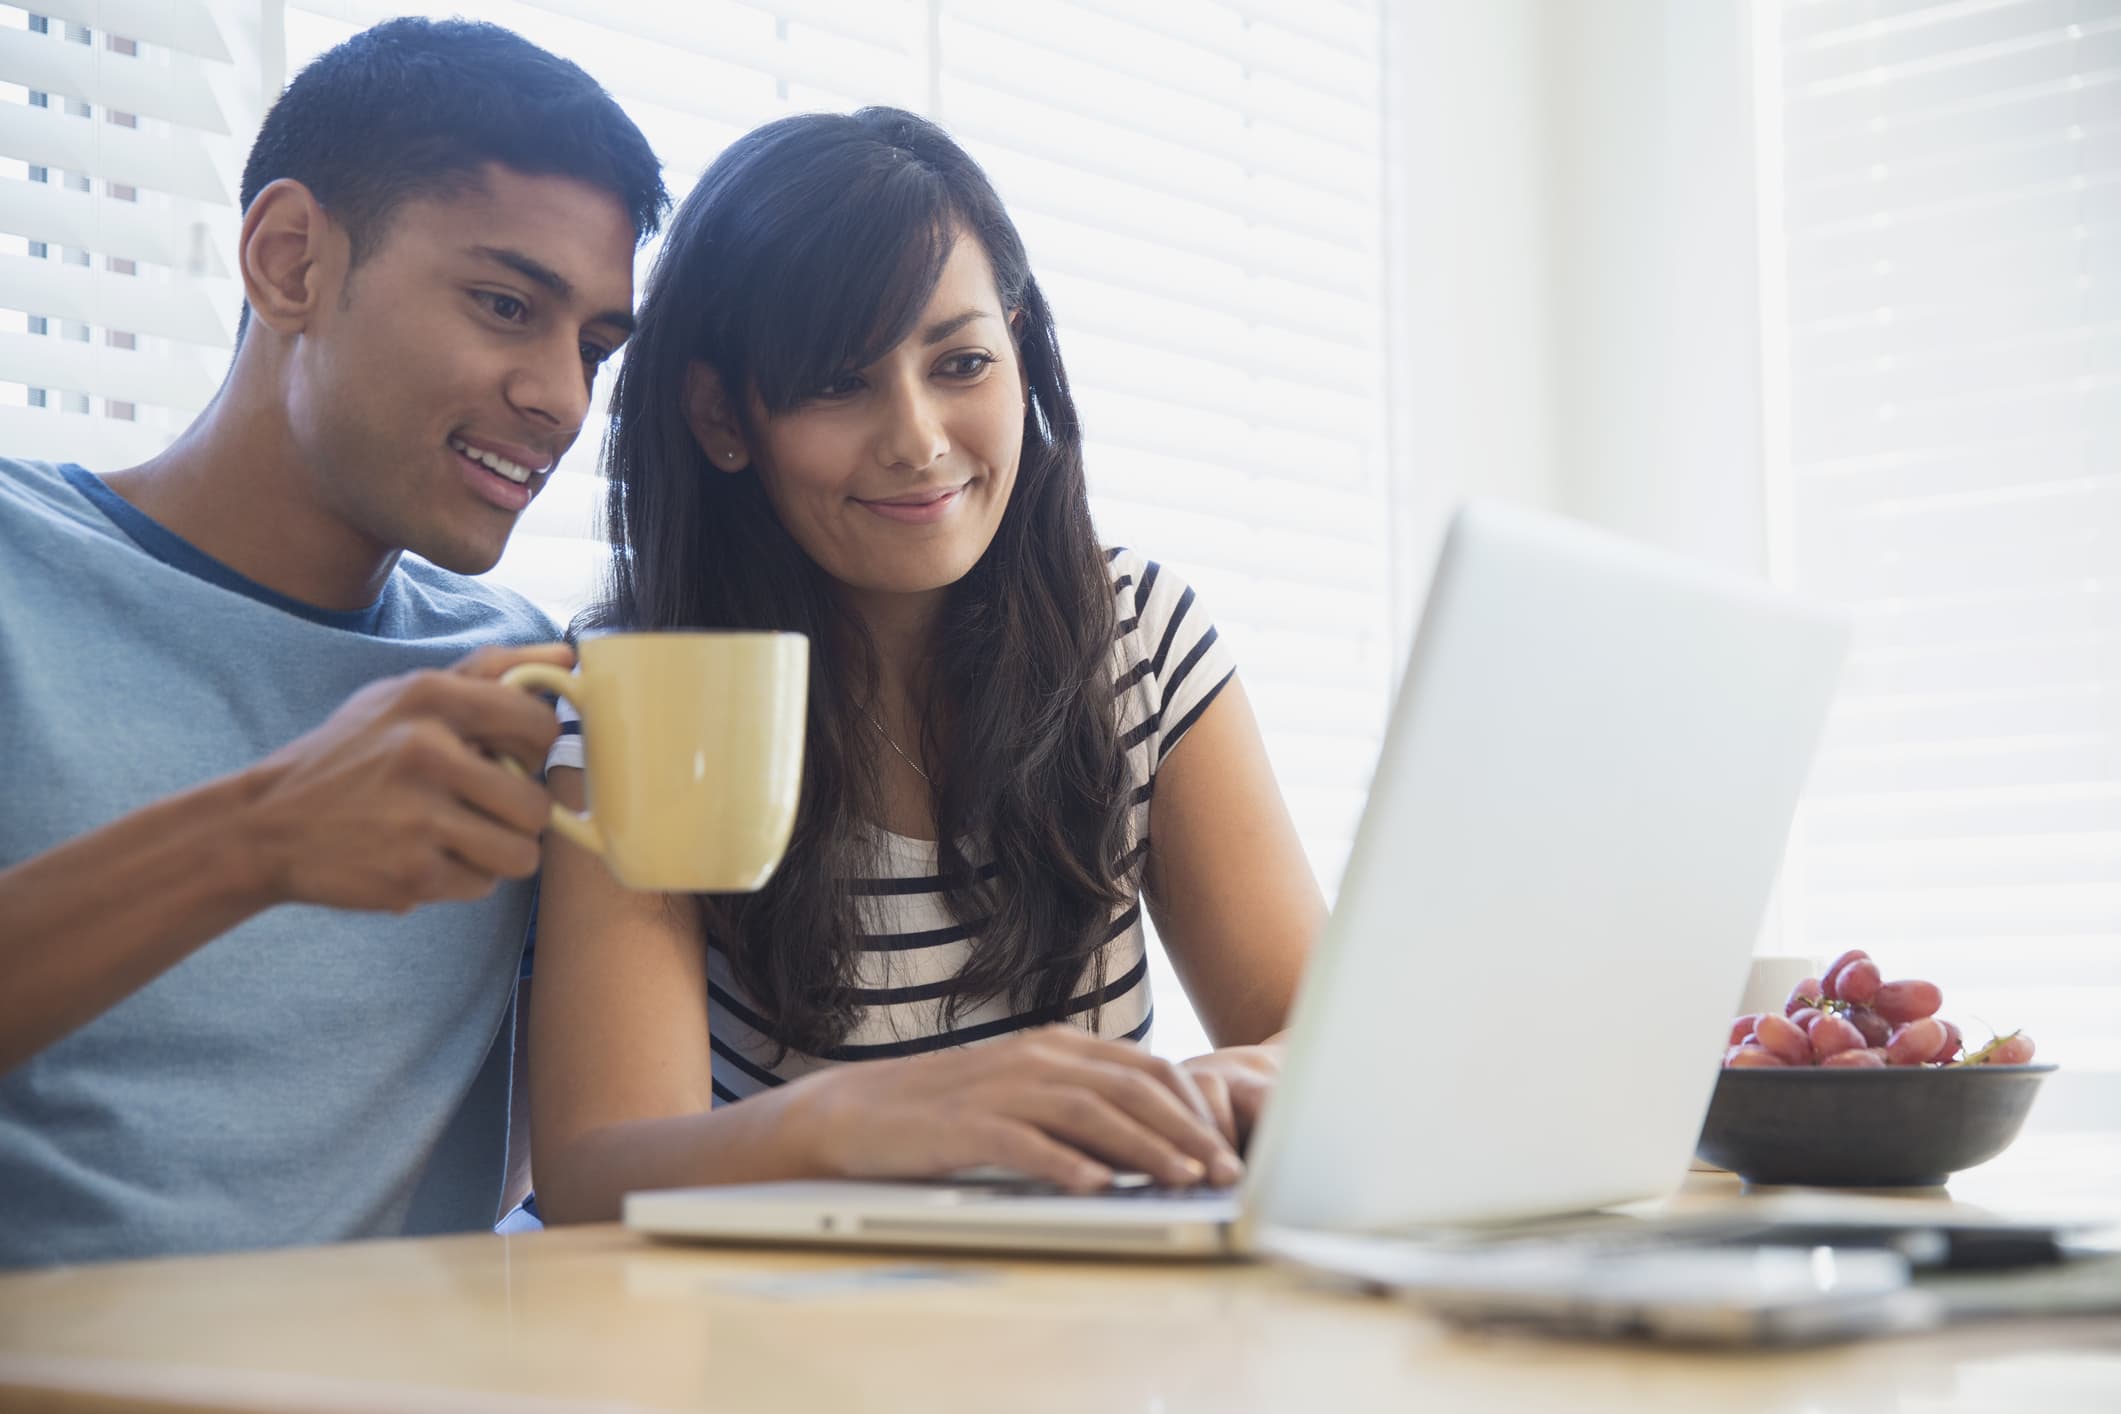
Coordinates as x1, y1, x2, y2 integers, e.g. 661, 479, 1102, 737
588, 108, 1133, 1056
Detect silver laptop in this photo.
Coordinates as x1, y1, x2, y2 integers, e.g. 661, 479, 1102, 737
625, 503, 1850, 1258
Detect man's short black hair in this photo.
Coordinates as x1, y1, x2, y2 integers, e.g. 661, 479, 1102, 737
236, 17, 666, 330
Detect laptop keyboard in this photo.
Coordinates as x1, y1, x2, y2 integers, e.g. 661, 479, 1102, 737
935, 1170, 1238, 1203
1092, 1182, 1242, 1203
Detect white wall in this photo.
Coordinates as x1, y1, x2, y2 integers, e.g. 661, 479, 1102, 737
1382, 0, 1565, 645
1383, 0, 1771, 648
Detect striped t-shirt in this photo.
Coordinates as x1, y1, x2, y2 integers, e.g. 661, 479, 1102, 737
546, 548, 1235, 1101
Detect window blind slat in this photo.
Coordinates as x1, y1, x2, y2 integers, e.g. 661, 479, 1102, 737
0, 330, 218, 409
1786, 0, 2093, 86
0, 250, 231, 346
0, 175, 225, 275
1065, 0, 1375, 103
0, 403, 165, 463
308, 0, 913, 101
991, 160, 1374, 297
932, 18, 1375, 202
0, 22, 227, 131
528, 0, 917, 53
941, 83, 1372, 252
25, 1, 231, 62
0, 99, 227, 205
1790, 68, 2121, 164
941, 0, 1350, 149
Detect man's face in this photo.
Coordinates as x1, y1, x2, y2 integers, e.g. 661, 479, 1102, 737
286, 164, 637, 574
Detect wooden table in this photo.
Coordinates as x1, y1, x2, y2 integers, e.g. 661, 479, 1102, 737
3, 1136, 2117, 1413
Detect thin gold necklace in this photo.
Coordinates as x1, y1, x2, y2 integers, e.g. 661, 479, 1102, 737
860, 706, 932, 785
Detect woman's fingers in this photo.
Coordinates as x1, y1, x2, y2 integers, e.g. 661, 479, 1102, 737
1014, 1084, 1210, 1188
965, 1118, 1113, 1194
1188, 1068, 1239, 1148
1025, 1028, 1239, 1173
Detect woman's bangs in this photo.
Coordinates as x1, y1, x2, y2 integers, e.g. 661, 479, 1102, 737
745, 174, 959, 413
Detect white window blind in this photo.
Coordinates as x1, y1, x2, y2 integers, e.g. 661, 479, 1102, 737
0, 1, 256, 471
1766, 0, 2121, 1130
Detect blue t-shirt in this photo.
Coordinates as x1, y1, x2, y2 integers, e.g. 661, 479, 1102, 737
0, 457, 558, 1268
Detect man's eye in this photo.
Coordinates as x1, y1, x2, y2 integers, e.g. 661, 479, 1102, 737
479, 292, 529, 323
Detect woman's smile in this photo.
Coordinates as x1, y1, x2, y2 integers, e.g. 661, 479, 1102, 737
853, 480, 971, 525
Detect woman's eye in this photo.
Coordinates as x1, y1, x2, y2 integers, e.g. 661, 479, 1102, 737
940, 353, 994, 379
581, 343, 613, 368
814, 373, 865, 400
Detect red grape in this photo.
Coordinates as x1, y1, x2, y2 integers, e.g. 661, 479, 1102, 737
1873, 980, 1943, 1025
1836, 958, 1882, 1006
1824, 948, 1871, 978
1846, 1006, 1891, 1048
1724, 953, 2036, 1076
1820, 950, 1870, 1001
1755, 1013, 1814, 1066
1810, 1014, 1866, 1061
1886, 1017, 1947, 1066
1984, 1033, 2037, 1066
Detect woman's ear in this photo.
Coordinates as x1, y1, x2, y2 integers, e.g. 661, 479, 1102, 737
683, 362, 751, 473
240, 178, 342, 337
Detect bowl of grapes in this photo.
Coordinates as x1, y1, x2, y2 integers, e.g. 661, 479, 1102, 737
1698, 949, 2053, 1188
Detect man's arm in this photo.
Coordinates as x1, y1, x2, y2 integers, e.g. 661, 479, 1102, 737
0, 644, 573, 1075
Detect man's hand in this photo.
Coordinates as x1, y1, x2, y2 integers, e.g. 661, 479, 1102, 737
239, 644, 574, 913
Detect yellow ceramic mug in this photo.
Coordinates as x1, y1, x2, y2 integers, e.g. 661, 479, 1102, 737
502, 631, 808, 892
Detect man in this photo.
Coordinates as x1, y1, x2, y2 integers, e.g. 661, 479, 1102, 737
0, 18, 666, 1267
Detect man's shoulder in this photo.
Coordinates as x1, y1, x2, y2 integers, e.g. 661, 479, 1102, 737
393, 556, 563, 643
0, 456, 105, 531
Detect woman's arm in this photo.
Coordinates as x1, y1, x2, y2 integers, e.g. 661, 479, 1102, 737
525, 767, 820, 1221
1145, 675, 1324, 1043
1143, 676, 1326, 1133
526, 768, 1245, 1222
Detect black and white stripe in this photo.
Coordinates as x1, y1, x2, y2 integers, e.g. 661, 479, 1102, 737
546, 547, 1237, 1103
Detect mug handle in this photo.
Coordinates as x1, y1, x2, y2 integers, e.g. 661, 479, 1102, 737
498, 663, 607, 860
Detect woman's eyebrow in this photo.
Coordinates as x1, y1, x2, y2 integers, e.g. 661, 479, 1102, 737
920, 309, 993, 344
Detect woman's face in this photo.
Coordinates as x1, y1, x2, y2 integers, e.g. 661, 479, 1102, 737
745, 231, 1025, 606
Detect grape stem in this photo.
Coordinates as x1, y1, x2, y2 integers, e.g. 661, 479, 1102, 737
1962, 1031, 2024, 1066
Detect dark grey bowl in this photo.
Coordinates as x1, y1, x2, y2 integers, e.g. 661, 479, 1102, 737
1695, 1064, 2055, 1187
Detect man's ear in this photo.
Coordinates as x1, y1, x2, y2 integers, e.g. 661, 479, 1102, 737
239, 179, 343, 337
683, 362, 752, 472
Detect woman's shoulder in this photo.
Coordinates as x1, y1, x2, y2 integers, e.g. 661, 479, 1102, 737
1102, 546, 1210, 644
1102, 546, 1182, 628
1101, 548, 1235, 754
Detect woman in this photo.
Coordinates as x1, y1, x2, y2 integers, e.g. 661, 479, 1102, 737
528, 109, 1324, 1222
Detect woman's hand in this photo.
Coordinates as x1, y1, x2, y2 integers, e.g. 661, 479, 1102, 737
782, 1024, 1246, 1193
1177, 1043, 1283, 1149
